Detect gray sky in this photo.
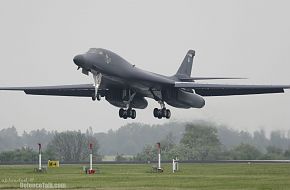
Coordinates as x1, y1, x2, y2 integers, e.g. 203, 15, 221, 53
0, 0, 289, 134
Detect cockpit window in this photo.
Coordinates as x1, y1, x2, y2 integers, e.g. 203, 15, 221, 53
105, 54, 111, 64
87, 48, 105, 56
87, 48, 97, 53
86, 48, 111, 64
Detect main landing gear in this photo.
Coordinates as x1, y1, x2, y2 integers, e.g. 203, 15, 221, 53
153, 101, 171, 119
119, 89, 137, 119
119, 108, 136, 119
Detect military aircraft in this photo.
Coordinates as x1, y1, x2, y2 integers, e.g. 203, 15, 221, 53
0, 48, 289, 119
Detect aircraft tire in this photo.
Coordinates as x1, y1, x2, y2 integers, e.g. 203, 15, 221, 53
161, 108, 167, 117
123, 112, 128, 119
165, 109, 171, 119
153, 108, 169, 119
153, 108, 159, 117
97, 94, 101, 101
131, 110, 136, 119
157, 110, 162, 119
128, 109, 133, 117
119, 108, 125, 118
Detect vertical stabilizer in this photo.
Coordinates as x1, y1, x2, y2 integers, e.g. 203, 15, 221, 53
175, 50, 195, 79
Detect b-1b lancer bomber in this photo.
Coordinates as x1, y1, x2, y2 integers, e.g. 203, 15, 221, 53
0, 48, 289, 119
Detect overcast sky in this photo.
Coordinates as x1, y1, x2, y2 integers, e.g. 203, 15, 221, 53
0, 0, 289, 134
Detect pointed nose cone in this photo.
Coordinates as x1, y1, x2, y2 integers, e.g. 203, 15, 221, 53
73, 55, 85, 67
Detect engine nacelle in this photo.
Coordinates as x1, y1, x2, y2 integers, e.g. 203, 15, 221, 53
163, 88, 205, 108
105, 89, 148, 109
177, 89, 205, 108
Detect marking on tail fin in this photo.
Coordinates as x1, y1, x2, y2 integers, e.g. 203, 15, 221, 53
175, 50, 195, 79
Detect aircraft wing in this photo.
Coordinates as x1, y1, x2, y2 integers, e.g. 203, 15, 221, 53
174, 82, 290, 96
179, 77, 247, 81
0, 84, 103, 97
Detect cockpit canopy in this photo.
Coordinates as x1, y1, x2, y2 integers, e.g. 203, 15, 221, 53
87, 48, 111, 64
87, 48, 101, 54
87, 48, 106, 55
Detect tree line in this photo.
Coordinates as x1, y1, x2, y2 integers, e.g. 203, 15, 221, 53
134, 123, 290, 161
0, 127, 101, 162
0, 121, 290, 162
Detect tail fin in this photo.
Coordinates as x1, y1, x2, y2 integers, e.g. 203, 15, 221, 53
175, 50, 195, 79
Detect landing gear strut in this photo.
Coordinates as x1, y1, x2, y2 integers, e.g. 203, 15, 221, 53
92, 94, 101, 101
92, 73, 102, 101
119, 108, 136, 119
153, 101, 171, 119
119, 89, 137, 119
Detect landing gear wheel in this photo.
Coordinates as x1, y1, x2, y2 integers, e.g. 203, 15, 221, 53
165, 109, 171, 119
119, 108, 125, 118
153, 107, 171, 119
119, 108, 136, 119
153, 108, 159, 117
123, 111, 128, 119
128, 109, 133, 117
131, 110, 136, 119
96, 94, 101, 101
161, 108, 167, 117
157, 113, 162, 119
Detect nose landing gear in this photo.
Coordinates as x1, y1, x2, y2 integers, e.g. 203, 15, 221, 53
92, 93, 101, 101
92, 73, 102, 101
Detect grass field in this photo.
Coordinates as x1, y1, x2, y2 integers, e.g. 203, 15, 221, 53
0, 163, 290, 189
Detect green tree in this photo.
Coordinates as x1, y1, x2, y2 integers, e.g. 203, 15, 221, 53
166, 144, 193, 161
260, 146, 286, 160
160, 133, 175, 152
115, 153, 128, 161
0, 147, 38, 162
46, 131, 100, 162
284, 149, 290, 159
180, 123, 221, 160
229, 143, 262, 160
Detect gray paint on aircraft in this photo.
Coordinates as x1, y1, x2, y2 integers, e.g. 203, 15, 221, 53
0, 48, 289, 119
